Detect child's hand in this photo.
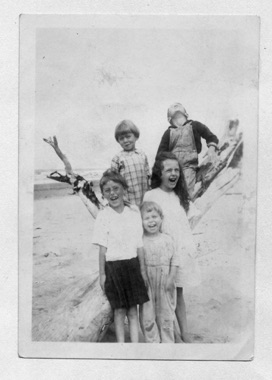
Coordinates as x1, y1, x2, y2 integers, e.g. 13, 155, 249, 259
166, 276, 175, 293
208, 146, 219, 165
100, 274, 106, 293
141, 270, 149, 289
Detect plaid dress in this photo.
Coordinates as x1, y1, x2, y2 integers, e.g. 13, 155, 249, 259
111, 149, 150, 206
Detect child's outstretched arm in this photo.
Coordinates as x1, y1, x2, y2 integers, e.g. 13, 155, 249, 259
137, 247, 148, 288
99, 246, 107, 292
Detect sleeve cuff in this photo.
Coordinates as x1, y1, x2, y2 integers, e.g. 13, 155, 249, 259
207, 142, 219, 150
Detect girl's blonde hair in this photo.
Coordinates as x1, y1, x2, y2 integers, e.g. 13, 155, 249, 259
140, 201, 164, 219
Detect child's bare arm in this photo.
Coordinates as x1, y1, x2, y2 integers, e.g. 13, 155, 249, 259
137, 247, 148, 288
166, 238, 179, 292
166, 264, 178, 292
99, 246, 107, 292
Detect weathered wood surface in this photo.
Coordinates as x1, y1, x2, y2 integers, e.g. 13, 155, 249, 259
38, 119, 243, 342
43, 136, 106, 218
32, 274, 113, 342
188, 119, 243, 228
192, 119, 242, 201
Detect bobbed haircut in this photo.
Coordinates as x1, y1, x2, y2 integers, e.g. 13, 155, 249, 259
99, 169, 128, 193
114, 120, 140, 141
151, 152, 190, 213
140, 201, 164, 220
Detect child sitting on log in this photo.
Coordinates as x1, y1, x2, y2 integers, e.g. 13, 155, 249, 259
156, 103, 219, 199
111, 120, 150, 206
92, 169, 149, 343
139, 201, 179, 343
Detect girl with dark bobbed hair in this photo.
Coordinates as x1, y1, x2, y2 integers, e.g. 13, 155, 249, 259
143, 152, 199, 343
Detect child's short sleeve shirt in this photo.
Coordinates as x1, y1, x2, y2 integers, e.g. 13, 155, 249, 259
92, 205, 143, 261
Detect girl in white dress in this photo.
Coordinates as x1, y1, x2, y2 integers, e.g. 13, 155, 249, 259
143, 152, 199, 342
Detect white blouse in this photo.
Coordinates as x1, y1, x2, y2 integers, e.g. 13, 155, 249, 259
92, 205, 143, 261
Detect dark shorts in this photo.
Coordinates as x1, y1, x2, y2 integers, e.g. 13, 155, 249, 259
105, 257, 149, 310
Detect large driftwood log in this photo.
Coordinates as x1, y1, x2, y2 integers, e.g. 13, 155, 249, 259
43, 136, 107, 218
36, 137, 112, 342
192, 119, 242, 201
189, 120, 243, 228
32, 274, 112, 342
38, 120, 243, 342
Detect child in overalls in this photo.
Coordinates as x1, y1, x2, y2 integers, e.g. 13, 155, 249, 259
139, 201, 179, 343
156, 103, 219, 199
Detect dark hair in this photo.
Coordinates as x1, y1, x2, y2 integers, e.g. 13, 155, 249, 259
151, 152, 190, 213
100, 169, 128, 193
114, 120, 140, 141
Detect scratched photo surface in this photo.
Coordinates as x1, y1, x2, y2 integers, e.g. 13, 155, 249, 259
19, 15, 259, 360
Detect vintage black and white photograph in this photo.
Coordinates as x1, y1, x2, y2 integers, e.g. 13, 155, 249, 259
19, 15, 259, 360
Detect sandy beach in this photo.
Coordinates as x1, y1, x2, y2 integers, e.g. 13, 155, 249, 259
32, 178, 255, 344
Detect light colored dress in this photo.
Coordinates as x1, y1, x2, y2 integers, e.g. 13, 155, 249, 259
139, 233, 179, 343
143, 188, 200, 287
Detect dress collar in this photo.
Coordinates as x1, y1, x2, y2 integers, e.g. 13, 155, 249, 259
122, 148, 140, 154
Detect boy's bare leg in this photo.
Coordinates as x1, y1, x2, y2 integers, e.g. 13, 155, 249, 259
127, 306, 139, 343
114, 308, 126, 342
175, 287, 192, 343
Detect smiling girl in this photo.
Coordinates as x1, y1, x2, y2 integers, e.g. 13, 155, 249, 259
92, 169, 149, 343
139, 201, 179, 343
143, 152, 199, 342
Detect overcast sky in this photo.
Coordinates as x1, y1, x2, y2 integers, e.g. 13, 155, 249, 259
34, 17, 259, 170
